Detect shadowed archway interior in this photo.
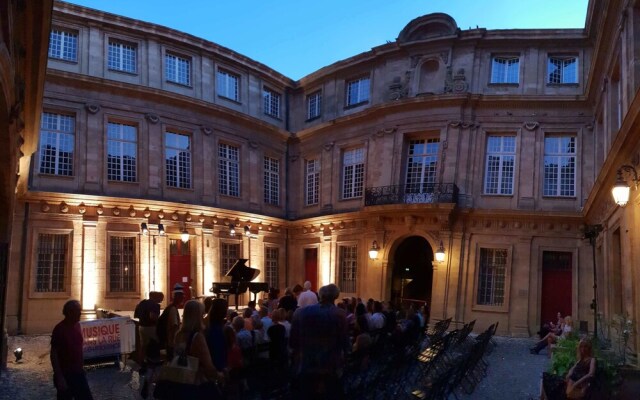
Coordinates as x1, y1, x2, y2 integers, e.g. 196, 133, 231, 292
391, 236, 434, 310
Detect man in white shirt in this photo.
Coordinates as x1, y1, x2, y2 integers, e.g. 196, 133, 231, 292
297, 281, 318, 308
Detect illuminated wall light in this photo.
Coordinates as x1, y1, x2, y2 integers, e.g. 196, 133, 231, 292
229, 223, 236, 236
369, 240, 379, 260
141, 223, 149, 235
158, 224, 165, 236
435, 240, 445, 263
611, 165, 639, 206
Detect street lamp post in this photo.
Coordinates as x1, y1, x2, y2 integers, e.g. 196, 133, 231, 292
584, 224, 602, 341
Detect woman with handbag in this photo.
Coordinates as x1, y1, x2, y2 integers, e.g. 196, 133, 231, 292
155, 300, 225, 399
564, 339, 596, 399
540, 338, 596, 400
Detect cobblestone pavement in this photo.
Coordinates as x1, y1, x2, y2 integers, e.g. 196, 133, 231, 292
0, 335, 547, 399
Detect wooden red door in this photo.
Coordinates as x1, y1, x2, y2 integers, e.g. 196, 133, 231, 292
169, 239, 191, 305
304, 248, 318, 291
540, 251, 572, 327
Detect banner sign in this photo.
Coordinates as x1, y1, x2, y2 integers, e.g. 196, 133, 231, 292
80, 317, 132, 359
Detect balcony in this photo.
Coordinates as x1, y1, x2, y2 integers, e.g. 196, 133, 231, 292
364, 183, 459, 206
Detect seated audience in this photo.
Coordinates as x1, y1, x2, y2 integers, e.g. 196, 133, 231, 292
531, 316, 573, 354
540, 338, 596, 399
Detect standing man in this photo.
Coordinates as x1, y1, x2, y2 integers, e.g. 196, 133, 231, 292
290, 284, 349, 399
164, 284, 184, 359
134, 291, 164, 365
297, 281, 318, 309
50, 299, 93, 400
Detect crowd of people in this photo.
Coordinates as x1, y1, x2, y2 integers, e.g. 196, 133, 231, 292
133, 281, 430, 399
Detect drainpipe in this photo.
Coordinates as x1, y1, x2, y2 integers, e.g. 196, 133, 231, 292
17, 202, 29, 334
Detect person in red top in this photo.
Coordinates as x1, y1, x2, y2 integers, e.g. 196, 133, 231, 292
50, 299, 93, 400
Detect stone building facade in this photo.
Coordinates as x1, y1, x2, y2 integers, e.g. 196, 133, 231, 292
3, 0, 639, 362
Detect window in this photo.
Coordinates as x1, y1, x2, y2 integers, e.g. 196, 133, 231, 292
109, 236, 136, 293
544, 136, 576, 197
264, 156, 280, 205
216, 69, 239, 101
476, 248, 507, 306
490, 57, 519, 84
107, 122, 137, 182
405, 139, 439, 193
484, 136, 515, 195
35, 233, 68, 293
547, 56, 578, 84
48, 29, 78, 61
307, 91, 322, 119
339, 245, 358, 293
165, 132, 191, 189
220, 242, 240, 277
346, 77, 370, 106
342, 148, 365, 199
305, 159, 320, 206
165, 52, 191, 85
39, 112, 74, 176
108, 40, 136, 73
265, 247, 279, 290
263, 87, 281, 118
219, 143, 240, 197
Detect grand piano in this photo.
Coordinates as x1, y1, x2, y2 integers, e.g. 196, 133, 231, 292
209, 258, 269, 309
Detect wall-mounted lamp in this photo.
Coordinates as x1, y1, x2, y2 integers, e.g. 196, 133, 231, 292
141, 223, 149, 236
180, 225, 190, 243
158, 224, 165, 236
435, 240, 445, 263
229, 223, 236, 236
611, 165, 639, 207
244, 225, 251, 237
369, 240, 379, 260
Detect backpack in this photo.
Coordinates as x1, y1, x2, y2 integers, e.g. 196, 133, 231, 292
134, 299, 153, 325
156, 304, 175, 346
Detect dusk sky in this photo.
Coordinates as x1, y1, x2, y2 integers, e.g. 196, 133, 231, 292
66, 0, 589, 80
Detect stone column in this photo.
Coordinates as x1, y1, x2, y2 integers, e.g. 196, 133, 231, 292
81, 218, 98, 310
512, 236, 533, 337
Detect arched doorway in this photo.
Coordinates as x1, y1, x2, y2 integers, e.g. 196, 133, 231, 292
390, 236, 434, 313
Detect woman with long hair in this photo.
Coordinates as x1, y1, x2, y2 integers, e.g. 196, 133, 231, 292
172, 300, 224, 393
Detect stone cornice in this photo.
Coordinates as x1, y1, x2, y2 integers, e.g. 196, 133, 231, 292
45, 70, 292, 141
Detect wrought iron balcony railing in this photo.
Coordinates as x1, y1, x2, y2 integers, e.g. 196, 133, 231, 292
364, 183, 459, 206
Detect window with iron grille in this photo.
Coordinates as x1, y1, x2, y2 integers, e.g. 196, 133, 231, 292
165, 132, 191, 189
263, 87, 281, 118
220, 242, 240, 277
339, 245, 357, 293
484, 136, 515, 195
108, 40, 136, 73
35, 234, 68, 292
346, 77, 370, 106
305, 159, 320, 205
265, 247, 279, 290
476, 248, 507, 306
547, 56, 578, 84
109, 236, 136, 293
405, 139, 439, 193
218, 143, 240, 197
490, 57, 519, 83
107, 122, 137, 182
217, 69, 239, 101
342, 148, 365, 199
165, 52, 191, 85
39, 112, 74, 176
264, 156, 280, 205
307, 91, 322, 119
49, 29, 78, 61
543, 136, 576, 197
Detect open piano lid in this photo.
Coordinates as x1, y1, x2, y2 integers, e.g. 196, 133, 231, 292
225, 258, 260, 282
